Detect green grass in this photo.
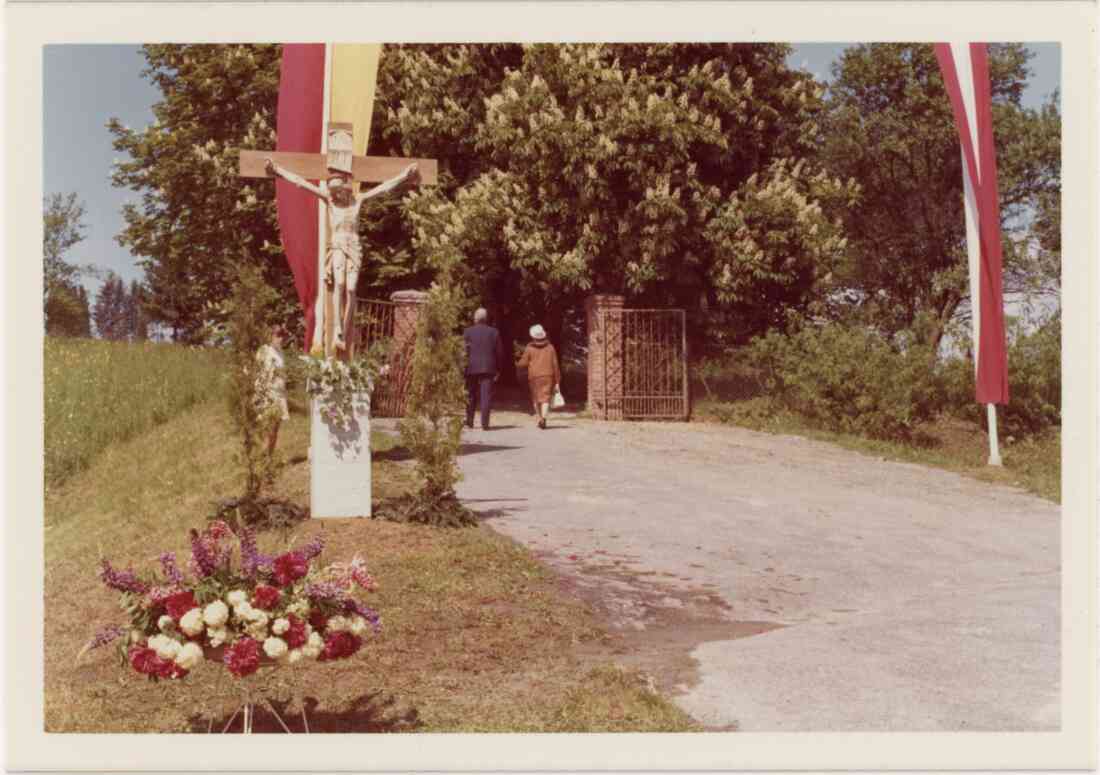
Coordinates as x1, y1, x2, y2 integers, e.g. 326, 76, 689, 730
45, 400, 696, 733
694, 396, 1061, 503
44, 337, 227, 489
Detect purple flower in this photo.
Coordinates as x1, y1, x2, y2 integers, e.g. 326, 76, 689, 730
239, 528, 272, 579
344, 600, 382, 633
188, 529, 216, 578
158, 552, 184, 585
98, 560, 149, 594
303, 580, 345, 602
294, 534, 325, 563
83, 624, 128, 652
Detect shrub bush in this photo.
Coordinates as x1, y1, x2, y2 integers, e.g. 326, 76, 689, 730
942, 315, 1061, 438
744, 322, 943, 441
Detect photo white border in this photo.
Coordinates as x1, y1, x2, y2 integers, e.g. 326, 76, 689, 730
5, 1, 1097, 770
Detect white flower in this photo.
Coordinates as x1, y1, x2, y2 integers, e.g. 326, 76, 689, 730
179, 608, 205, 637
175, 642, 203, 670
286, 600, 309, 618
207, 627, 228, 647
302, 631, 324, 658
203, 600, 229, 627
233, 601, 255, 620
151, 635, 181, 661
157, 615, 176, 633
226, 590, 247, 607
263, 637, 288, 660
326, 615, 349, 633
287, 649, 304, 665
272, 618, 290, 635
349, 616, 368, 636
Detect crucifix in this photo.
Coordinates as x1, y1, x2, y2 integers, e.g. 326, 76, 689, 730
238, 123, 438, 358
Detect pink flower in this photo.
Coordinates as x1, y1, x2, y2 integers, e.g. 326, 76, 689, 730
284, 615, 308, 649
223, 637, 261, 677
251, 585, 281, 610
273, 553, 308, 587
129, 645, 187, 679
163, 590, 198, 622
319, 631, 361, 661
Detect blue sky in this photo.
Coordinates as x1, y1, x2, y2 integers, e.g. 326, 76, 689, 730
43, 43, 1061, 303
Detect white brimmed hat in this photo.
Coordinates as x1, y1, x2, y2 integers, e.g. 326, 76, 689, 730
529, 324, 547, 340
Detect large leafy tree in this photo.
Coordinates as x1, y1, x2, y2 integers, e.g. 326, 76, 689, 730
821, 43, 1061, 348
93, 272, 131, 340
109, 45, 290, 342
389, 44, 856, 350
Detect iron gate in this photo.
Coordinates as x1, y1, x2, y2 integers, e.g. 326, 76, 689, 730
354, 298, 416, 417
588, 307, 689, 420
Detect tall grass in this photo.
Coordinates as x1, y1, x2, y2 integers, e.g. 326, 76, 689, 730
44, 336, 227, 487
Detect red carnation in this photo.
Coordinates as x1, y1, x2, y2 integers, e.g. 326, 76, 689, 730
129, 645, 159, 675
273, 553, 308, 587
284, 615, 308, 649
319, 631, 361, 662
224, 637, 260, 677
308, 609, 328, 632
163, 590, 198, 621
128, 645, 187, 679
251, 585, 281, 610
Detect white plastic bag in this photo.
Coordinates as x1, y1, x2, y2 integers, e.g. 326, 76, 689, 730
551, 387, 566, 409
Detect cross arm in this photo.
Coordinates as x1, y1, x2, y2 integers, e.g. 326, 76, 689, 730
239, 150, 438, 185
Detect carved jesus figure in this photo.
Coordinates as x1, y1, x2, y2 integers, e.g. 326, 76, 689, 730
265, 157, 420, 352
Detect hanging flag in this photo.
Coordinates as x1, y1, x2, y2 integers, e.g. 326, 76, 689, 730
275, 44, 326, 350
934, 43, 1010, 405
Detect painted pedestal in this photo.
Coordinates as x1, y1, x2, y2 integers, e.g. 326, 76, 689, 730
310, 392, 372, 518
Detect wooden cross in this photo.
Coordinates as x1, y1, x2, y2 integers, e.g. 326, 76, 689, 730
237, 122, 437, 359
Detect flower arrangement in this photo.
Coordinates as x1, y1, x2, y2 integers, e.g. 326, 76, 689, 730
298, 353, 385, 427
82, 521, 379, 681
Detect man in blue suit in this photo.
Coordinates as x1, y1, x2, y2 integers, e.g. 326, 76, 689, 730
463, 307, 503, 430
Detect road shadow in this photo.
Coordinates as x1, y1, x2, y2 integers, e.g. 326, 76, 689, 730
189, 692, 421, 734
458, 442, 523, 457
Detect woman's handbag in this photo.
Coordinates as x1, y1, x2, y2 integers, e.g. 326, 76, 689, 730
551, 386, 566, 409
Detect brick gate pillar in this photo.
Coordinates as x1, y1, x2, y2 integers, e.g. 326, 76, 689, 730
385, 290, 429, 416
585, 294, 625, 420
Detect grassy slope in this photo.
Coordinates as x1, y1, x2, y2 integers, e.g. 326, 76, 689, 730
693, 397, 1061, 503
44, 337, 227, 489
45, 402, 696, 733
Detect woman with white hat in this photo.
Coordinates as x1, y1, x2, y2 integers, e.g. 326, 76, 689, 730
516, 324, 561, 429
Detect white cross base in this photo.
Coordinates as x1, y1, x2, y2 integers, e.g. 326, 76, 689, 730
309, 392, 372, 518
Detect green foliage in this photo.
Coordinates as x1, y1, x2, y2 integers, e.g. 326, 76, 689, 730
391, 282, 476, 526
92, 272, 131, 340
386, 43, 855, 347
942, 313, 1061, 437
108, 45, 293, 342
822, 44, 1061, 345
44, 192, 96, 335
298, 345, 388, 429
223, 262, 282, 501
45, 283, 92, 338
43, 337, 226, 487
745, 321, 943, 440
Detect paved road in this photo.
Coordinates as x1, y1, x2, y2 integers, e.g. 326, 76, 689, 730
445, 409, 1060, 731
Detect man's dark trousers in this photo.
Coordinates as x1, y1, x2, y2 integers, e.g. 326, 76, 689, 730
466, 374, 494, 430
463, 321, 502, 429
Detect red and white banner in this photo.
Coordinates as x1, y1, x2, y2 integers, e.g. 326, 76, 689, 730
934, 43, 1010, 405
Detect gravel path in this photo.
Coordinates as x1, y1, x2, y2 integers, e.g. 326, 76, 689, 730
447, 408, 1060, 731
